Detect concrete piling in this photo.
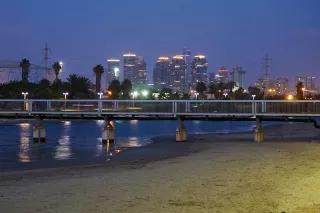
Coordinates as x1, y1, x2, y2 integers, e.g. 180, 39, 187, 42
33, 120, 46, 143
254, 117, 264, 143
102, 119, 115, 144
176, 116, 187, 142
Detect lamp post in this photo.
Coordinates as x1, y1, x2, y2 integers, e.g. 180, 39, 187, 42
251, 94, 256, 100
131, 91, 138, 107
97, 92, 103, 99
223, 92, 228, 99
63, 92, 69, 110
141, 90, 149, 98
21, 92, 29, 111
97, 92, 103, 112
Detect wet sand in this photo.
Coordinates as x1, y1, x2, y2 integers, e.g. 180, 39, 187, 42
1, 122, 320, 212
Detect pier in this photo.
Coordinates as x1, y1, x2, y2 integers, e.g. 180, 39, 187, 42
0, 99, 319, 143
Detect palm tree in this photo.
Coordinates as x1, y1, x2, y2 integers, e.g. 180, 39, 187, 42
19, 58, 30, 83
93, 64, 104, 93
52, 62, 62, 81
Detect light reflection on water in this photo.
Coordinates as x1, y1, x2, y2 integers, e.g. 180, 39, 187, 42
0, 120, 255, 168
18, 122, 31, 163
54, 136, 72, 160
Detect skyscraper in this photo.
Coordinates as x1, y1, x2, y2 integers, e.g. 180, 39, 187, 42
214, 66, 229, 84
183, 48, 192, 90
275, 77, 289, 95
136, 57, 147, 84
123, 52, 147, 85
170, 55, 187, 92
106, 58, 120, 85
191, 54, 208, 87
153, 56, 171, 90
231, 65, 246, 88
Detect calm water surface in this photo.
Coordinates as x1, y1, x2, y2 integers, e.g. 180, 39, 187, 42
0, 120, 255, 171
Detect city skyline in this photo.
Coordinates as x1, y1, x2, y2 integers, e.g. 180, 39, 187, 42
1, 0, 319, 86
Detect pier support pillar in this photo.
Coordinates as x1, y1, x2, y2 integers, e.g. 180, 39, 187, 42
102, 119, 115, 145
176, 116, 187, 142
254, 117, 264, 143
33, 119, 46, 143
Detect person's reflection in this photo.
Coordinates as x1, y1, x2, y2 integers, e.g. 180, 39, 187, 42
103, 142, 122, 161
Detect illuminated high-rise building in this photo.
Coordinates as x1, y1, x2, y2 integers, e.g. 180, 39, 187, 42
183, 48, 192, 90
106, 58, 120, 85
170, 55, 187, 92
123, 52, 147, 85
275, 77, 289, 95
153, 56, 170, 90
136, 57, 147, 84
191, 54, 208, 87
231, 65, 246, 88
214, 66, 229, 83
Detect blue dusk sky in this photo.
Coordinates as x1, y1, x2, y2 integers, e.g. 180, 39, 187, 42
0, 0, 319, 86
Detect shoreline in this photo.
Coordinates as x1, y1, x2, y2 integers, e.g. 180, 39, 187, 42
1, 122, 320, 212
0, 121, 318, 176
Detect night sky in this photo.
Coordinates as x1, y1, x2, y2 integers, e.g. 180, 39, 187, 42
1, 0, 319, 86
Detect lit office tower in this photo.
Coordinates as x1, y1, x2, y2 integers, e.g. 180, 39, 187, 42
296, 75, 317, 91
153, 56, 170, 90
230, 65, 246, 88
191, 54, 208, 87
123, 53, 138, 82
136, 57, 147, 84
215, 66, 229, 83
123, 53, 147, 85
275, 77, 289, 95
183, 48, 192, 89
107, 58, 120, 84
170, 55, 187, 92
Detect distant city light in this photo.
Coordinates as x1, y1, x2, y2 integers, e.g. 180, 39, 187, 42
59, 61, 63, 67
141, 90, 149, 97
287, 94, 294, 100
131, 91, 139, 99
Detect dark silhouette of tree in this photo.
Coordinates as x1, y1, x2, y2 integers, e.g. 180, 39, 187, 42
234, 87, 247, 100
107, 80, 121, 99
248, 86, 264, 99
52, 62, 62, 82
19, 58, 30, 83
93, 64, 104, 93
296, 81, 304, 100
121, 79, 132, 99
158, 88, 172, 100
195, 81, 207, 99
67, 74, 93, 99
182, 93, 190, 100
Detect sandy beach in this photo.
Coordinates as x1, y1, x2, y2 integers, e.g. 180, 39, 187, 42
1, 122, 320, 212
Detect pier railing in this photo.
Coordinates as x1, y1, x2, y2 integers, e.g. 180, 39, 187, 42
0, 99, 319, 117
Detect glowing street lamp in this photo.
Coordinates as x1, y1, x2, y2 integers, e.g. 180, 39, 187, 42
141, 90, 149, 98
223, 92, 228, 99
251, 94, 256, 100
21, 92, 29, 100
287, 94, 294, 100
97, 92, 103, 99
63, 92, 69, 100
131, 91, 139, 107
21, 92, 29, 111
63, 92, 69, 110
195, 92, 199, 100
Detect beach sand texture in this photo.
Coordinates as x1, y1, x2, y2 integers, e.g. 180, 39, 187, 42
1, 122, 320, 212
